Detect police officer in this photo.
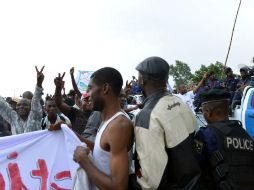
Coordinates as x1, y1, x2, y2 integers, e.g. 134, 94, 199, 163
194, 89, 254, 190
222, 67, 239, 104
231, 67, 251, 108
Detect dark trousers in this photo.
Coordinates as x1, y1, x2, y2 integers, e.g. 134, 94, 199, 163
128, 174, 142, 190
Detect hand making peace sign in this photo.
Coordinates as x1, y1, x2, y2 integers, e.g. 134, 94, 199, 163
54, 72, 66, 90
35, 66, 45, 88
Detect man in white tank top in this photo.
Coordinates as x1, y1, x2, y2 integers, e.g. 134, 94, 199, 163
73, 67, 134, 190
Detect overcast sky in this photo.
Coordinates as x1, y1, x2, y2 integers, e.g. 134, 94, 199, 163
0, 0, 253, 97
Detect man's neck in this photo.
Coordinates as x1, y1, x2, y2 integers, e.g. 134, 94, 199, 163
210, 116, 229, 123
145, 86, 167, 97
48, 115, 57, 124
20, 115, 28, 121
101, 99, 122, 122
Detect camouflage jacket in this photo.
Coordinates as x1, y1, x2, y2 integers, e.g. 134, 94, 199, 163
0, 86, 43, 135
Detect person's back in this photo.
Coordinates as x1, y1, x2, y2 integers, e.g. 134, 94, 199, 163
194, 89, 254, 190
133, 57, 200, 190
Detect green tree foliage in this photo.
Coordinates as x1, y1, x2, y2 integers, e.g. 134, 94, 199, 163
168, 60, 194, 87
192, 61, 225, 84
169, 61, 225, 86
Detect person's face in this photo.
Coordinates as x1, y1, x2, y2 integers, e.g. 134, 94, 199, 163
88, 79, 105, 111
16, 99, 31, 118
45, 101, 57, 117
81, 97, 92, 111
67, 95, 75, 101
227, 71, 233, 77
209, 74, 215, 80
240, 70, 246, 78
120, 92, 127, 109
178, 85, 187, 94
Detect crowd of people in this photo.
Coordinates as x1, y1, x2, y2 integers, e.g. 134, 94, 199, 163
1, 57, 254, 190
173, 66, 254, 114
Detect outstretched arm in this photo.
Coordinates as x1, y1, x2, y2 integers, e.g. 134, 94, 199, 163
54, 73, 72, 116
30, 66, 44, 118
27, 66, 45, 132
70, 67, 82, 98
193, 72, 208, 94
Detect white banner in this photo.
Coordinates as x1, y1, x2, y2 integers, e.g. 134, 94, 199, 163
75, 71, 94, 93
0, 125, 81, 190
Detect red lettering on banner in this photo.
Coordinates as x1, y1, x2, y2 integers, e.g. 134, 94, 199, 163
50, 182, 70, 190
0, 173, 5, 190
55, 171, 71, 180
50, 170, 71, 190
31, 159, 49, 190
1, 159, 71, 189
7, 152, 18, 160
7, 163, 28, 190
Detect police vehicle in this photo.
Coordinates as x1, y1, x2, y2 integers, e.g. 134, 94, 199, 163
232, 85, 254, 138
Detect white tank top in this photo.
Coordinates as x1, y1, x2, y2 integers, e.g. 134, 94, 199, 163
93, 111, 133, 176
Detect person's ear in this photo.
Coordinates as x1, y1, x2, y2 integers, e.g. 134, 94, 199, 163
204, 107, 213, 118
102, 83, 110, 95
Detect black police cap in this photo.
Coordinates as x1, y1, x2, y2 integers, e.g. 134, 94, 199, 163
240, 67, 249, 72
224, 67, 232, 74
201, 89, 230, 105
136, 56, 169, 80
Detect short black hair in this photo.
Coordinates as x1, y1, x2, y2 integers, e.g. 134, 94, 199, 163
45, 98, 55, 106
91, 67, 123, 96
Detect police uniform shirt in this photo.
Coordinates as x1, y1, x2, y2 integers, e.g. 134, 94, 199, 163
194, 120, 254, 189
195, 120, 254, 161
223, 77, 239, 92
134, 90, 197, 189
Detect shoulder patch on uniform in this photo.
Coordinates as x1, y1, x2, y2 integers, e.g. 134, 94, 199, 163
167, 102, 181, 110
194, 139, 204, 154
224, 136, 254, 152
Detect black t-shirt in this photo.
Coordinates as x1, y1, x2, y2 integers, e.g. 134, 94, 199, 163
67, 107, 92, 134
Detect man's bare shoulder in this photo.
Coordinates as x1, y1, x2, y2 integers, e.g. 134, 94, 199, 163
106, 114, 134, 149
109, 114, 134, 131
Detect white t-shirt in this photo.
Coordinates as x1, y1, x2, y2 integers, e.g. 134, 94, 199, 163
175, 91, 195, 111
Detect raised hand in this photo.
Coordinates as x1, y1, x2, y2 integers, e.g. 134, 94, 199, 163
54, 73, 65, 90
70, 67, 74, 76
203, 72, 209, 80
124, 80, 133, 95
35, 66, 45, 88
